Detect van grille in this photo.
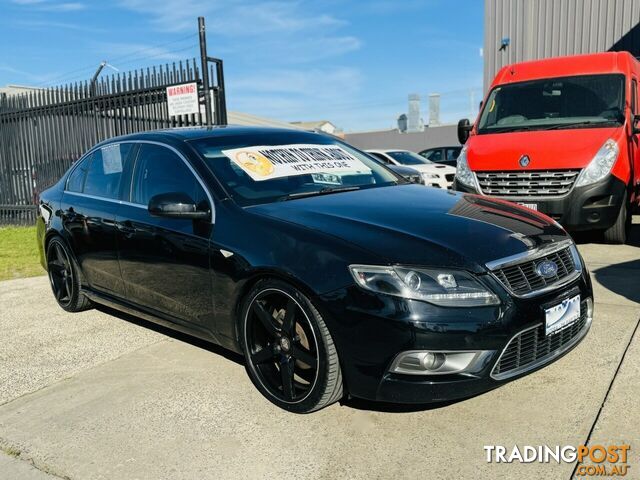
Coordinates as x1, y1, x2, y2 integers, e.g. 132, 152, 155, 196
476, 170, 581, 197
492, 246, 576, 296
492, 301, 589, 379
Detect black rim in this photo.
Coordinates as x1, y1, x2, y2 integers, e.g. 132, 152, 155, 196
245, 289, 319, 403
47, 241, 74, 307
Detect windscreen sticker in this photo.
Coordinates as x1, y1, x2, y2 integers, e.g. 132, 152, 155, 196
222, 144, 371, 181
101, 144, 123, 175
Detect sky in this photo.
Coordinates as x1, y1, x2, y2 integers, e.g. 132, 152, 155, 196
0, 0, 484, 132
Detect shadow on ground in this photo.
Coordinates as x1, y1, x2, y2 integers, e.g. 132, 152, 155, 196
592, 259, 640, 304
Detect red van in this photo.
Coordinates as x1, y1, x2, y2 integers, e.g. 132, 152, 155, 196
454, 52, 640, 243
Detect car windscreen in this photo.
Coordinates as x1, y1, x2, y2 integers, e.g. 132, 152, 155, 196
477, 74, 625, 134
387, 151, 431, 165
190, 132, 400, 206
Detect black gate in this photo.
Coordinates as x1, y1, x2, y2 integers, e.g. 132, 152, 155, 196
0, 27, 226, 225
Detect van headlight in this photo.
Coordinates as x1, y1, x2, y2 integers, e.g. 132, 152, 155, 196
454, 146, 477, 189
349, 265, 499, 307
575, 139, 619, 187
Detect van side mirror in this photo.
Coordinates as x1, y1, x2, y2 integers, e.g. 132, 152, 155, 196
457, 118, 473, 144
148, 192, 210, 220
633, 114, 640, 135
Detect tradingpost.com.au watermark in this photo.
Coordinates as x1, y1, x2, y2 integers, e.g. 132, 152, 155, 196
484, 444, 631, 476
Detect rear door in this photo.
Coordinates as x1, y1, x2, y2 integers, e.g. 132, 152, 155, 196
116, 142, 214, 326
60, 143, 134, 296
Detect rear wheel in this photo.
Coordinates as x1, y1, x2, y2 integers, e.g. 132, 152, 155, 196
603, 199, 630, 244
46, 237, 92, 312
240, 279, 343, 413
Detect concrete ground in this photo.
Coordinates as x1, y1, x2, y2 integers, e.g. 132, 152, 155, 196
1, 219, 639, 480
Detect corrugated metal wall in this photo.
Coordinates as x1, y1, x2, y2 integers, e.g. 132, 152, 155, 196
484, 0, 640, 90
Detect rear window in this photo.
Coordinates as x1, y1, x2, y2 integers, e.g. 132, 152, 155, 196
66, 156, 90, 193
81, 144, 132, 199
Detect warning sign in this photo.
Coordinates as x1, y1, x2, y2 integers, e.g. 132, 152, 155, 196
166, 82, 199, 117
222, 144, 371, 181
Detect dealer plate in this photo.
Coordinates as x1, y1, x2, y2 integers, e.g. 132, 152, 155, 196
545, 294, 581, 336
518, 202, 538, 211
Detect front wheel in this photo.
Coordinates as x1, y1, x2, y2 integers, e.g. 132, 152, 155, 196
239, 279, 343, 413
603, 199, 630, 244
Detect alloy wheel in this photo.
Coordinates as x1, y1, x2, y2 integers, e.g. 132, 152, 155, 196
245, 289, 320, 403
47, 241, 74, 308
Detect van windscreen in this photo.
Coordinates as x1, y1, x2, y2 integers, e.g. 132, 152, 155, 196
477, 74, 625, 134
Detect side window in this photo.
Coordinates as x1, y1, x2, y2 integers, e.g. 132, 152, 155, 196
430, 149, 443, 162
446, 148, 461, 161
83, 144, 132, 199
66, 156, 90, 192
132, 144, 208, 209
632, 79, 637, 115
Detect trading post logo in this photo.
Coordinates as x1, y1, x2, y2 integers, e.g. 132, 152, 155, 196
484, 444, 631, 477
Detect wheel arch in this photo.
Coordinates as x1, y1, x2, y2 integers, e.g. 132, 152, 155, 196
43, 230, 86, 282
231, 268, 349, 397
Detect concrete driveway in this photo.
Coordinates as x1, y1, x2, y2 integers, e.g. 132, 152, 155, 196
1, 220, 639, 480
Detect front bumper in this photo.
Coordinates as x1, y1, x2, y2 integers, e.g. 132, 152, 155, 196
453, 174, 626, 231
319, 268, 593, 404
424, 175, 454, 189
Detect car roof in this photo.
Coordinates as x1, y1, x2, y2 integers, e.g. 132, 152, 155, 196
94, 125, 323, 148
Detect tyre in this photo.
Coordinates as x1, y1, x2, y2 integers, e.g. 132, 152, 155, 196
239, 279, 343, 413
603, 199, 630, 244
46, 237, 93, 312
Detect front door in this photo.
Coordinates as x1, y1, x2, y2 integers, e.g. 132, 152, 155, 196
116, 143, 214, 326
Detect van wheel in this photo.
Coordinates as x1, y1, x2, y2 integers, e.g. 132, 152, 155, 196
239, 279, 343, 413
603, 200, 630, 244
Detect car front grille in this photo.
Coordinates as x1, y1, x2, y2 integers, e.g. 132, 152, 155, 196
476, 170, 581, 197
491, 301, 590, 380
445, 173, 455, 182
492, 246, 577, 296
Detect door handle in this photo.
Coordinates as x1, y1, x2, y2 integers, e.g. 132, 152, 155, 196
116, 220, 136, 237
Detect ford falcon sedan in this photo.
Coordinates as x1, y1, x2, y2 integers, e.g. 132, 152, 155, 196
37, 126, 593, 413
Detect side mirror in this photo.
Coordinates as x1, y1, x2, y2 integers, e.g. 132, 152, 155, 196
457, 118, 473, 144
633, 114, 640, 135
148, 192, 210, 220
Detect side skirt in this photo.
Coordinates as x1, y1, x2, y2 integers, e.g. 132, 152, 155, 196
81, 288, 221, 346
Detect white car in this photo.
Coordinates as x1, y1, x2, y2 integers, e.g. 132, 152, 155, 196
366, 149, 456, 189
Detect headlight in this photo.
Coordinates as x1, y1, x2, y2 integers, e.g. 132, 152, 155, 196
422, 172, 439, 180
349, 265, 500, 307
454, 146, 476, 189
575, 139, 619, 187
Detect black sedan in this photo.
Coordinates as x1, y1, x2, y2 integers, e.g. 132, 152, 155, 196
37, 127, 593, 413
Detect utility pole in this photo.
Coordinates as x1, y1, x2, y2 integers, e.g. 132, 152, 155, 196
198, 16, 213, 126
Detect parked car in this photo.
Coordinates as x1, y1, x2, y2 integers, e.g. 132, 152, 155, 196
418, 146, 462, 167
367, 149, 456, 188
455, 51, 640, 244
366, 155, 423, 184
37, 127, 593, 413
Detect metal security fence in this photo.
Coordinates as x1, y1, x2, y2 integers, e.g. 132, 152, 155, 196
0, 18, 226, 225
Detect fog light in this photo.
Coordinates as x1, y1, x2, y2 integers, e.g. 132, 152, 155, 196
422, 352, 445, 370
389, 350, 494, 376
